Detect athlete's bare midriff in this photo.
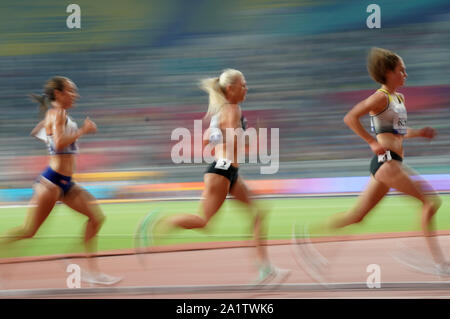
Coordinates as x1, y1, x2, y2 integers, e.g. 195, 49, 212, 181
49, 154, 76, 176
213, 105, 242, 168
377, 132, 404, 158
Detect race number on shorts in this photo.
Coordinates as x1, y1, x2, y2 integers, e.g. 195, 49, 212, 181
215, 158, 231, 170
378, 150, 392, 163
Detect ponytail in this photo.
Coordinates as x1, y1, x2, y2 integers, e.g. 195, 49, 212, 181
200, 77, 228, 119
29, 93, 49, 120
200, 68, 244, 119
29, 76, 69, 119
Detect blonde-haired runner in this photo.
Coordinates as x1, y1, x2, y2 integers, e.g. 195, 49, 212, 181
137, 69, 290, 285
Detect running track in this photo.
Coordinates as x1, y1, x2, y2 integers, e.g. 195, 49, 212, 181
1, 234, 450, 298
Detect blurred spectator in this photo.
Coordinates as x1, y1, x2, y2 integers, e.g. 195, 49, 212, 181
0, 0, 449, 188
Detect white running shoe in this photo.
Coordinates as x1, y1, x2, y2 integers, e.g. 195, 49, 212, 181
253, 264, 291, 288
269, 266, 292, 286
82, 271, 122, 286
291, 223, 329, 285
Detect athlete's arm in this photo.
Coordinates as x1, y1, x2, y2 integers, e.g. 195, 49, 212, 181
398, 92, 435, 139
203, 133, 210, 147
343, 91, 387, 155
30, 120, 45, 137
404, 127, 436, 139
52, 109, 97, 151
221, 105, 240, 153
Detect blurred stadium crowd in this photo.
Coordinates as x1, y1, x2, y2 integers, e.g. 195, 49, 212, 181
0, 0, 449, 190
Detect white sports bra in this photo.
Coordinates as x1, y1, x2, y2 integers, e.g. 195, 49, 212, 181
370, 89, 407, 135
34, 116, 79, 155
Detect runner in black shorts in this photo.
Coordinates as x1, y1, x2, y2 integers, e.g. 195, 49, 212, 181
293, 48, 449, 280
147, 69, 290, 284
204, 160, 239, 191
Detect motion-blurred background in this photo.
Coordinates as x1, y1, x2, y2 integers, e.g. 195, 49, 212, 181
0, 0, 449, 202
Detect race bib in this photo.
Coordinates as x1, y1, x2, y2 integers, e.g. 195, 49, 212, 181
215, 158, 231, 170
378, 150, 392, 163
393, 115, 407, 131
393, 104, 407, 134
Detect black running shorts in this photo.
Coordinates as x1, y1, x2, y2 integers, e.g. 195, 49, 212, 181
205, 161, 239, 191
370, 150, 403, 176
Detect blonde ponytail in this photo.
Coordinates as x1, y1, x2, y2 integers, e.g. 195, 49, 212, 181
200, 77, 227, 119
200, 68, 244, 119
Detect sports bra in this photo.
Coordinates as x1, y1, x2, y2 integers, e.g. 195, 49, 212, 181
208, 113, 247, 145
370, 89, 407, 135
33, 116, 79, 155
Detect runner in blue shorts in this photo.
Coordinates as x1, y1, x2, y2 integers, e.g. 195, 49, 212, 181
1, 76, 121, 285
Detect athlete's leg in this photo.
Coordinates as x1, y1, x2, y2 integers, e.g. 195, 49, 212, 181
402, 165, 442, 212
312, 176, 390, 235
60, 185, 106, 272
229, 176, 269, 264
230, 176, 291, 284
1, 182, 59, 244
164, 173, 230, 230
375, 161, 444, 263
292, 173, 390, 283
61, 185, 105, 246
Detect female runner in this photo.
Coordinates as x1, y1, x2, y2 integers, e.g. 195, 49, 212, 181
138, 69, 290, 284
293, 48, 448, 280
2, 76, 121, 285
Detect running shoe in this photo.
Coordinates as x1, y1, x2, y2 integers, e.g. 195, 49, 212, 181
253, 263, 291, 288
81, 271, 122, 286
